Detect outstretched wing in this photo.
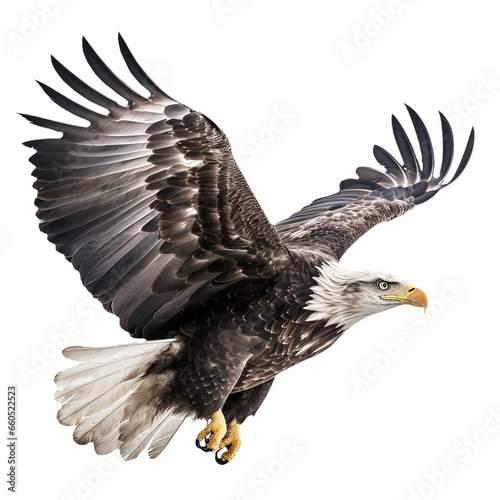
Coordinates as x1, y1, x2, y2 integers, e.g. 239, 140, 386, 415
276, 105, 475, 262
23, 35, 293, 340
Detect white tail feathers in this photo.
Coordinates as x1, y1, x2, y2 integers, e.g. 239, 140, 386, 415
55, 339, 186, 460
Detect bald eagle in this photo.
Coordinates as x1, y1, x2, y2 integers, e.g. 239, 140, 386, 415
23, 35, 474, 464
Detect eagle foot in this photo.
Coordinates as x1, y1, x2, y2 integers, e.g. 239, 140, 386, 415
195, 410, 227, 453
215, 419, 241, 465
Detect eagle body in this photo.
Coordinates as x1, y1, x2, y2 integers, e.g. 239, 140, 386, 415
23, 36, 474, 463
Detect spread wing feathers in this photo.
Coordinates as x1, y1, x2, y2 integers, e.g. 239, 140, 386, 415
56, 339, 185, 459
23, 35, 292, 340
276, 105, 475, 261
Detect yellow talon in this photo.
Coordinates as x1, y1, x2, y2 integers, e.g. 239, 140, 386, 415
196, 410, 227, 452
218, 419, 241, 463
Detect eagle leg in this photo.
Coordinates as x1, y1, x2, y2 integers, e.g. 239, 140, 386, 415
195, 410, 227, 452
215, 419, 241, 464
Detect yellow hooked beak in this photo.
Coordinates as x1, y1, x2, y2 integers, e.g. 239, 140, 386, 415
381, 283, 428, 311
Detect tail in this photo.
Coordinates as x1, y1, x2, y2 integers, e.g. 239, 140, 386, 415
55, 339, 187, 460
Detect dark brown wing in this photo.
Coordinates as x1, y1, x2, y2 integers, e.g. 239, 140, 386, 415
23, 35, 293, 340
276, 106, 475, 262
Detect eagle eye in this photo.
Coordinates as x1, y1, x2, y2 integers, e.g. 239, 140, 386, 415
378, 281, 390, 291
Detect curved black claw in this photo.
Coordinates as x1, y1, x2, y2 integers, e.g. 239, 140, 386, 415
195, 432, 212, 452
215, 445, 231, 465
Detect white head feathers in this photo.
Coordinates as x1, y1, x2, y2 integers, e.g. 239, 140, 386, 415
305, 260, 404, 330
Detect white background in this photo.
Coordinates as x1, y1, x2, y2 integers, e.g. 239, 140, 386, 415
3, 1, 500, 499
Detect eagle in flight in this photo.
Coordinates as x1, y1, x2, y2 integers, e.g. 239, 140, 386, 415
23, 35, 474, 464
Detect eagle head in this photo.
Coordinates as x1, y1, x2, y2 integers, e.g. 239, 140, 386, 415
305, 261, 428, 330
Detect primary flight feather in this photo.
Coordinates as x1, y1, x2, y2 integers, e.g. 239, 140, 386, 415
23, 35, 474, 464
